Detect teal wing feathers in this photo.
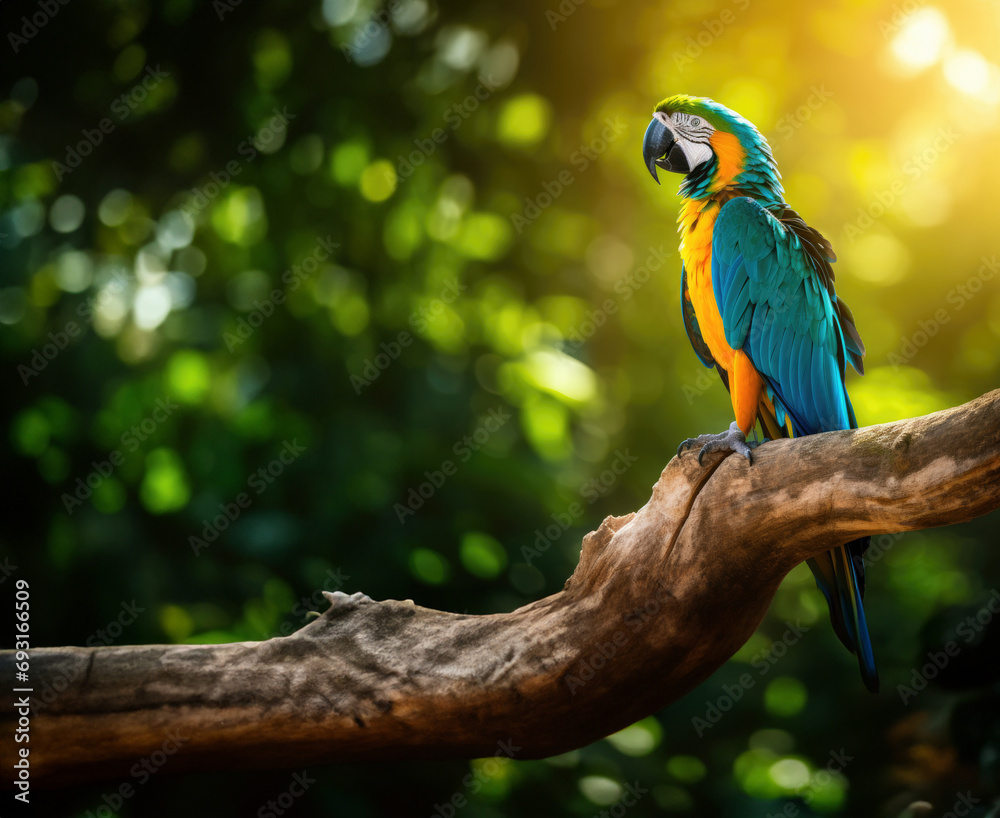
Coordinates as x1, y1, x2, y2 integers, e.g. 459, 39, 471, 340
710, 197, 863, 436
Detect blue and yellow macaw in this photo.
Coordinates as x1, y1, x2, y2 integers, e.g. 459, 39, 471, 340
642, 95, 878, 692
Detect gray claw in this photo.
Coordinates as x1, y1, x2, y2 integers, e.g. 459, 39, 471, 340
678, 421, 754, 467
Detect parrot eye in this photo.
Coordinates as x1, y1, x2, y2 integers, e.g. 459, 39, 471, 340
691, 117, 702, 127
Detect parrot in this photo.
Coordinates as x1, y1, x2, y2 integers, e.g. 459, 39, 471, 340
641, 94, 878, 692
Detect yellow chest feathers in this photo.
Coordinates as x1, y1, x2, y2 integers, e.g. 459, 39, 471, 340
678, 199, 719, 282
677, 199, 734, 367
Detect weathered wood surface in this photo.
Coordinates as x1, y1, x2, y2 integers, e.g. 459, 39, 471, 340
3, 391, 999, 787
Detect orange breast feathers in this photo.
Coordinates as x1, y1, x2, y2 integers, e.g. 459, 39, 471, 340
708, 131, 746, 192
678, 197, 764, 435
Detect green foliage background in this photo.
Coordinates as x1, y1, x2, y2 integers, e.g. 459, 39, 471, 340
1, 0, 999, 815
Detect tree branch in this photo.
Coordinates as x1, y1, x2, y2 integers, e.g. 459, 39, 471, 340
4, 391, 999, 788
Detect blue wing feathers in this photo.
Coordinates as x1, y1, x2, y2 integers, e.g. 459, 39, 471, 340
769, 323, 791, 385
712, 197, 856, 438
794, 334, 813, 431
781, 330, 802, 412
812, 349, 833, 431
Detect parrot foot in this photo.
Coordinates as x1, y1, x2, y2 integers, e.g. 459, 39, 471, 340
677, 421, 754, 466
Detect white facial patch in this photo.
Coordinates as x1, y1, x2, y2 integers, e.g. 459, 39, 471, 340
670, 112, 715, 170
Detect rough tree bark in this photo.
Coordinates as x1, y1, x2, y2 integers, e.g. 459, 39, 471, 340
3, 391, 999, 788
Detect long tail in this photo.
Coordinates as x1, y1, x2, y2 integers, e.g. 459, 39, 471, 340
758, 401, 879, 692
807, 543, 879, 692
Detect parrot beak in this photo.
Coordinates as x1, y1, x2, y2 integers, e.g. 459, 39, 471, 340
643, 114, 690, 184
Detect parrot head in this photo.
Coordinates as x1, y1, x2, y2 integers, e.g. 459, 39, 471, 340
642, 94, 781, 202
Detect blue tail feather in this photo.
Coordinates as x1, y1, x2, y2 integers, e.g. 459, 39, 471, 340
774, 393, 878, 692
845, 544, 879, 693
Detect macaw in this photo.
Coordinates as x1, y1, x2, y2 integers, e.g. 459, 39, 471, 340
642, 95, 878, 692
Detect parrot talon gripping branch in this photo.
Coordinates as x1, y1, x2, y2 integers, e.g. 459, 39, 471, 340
676, 420, 755, 465
642, 94, 878, 691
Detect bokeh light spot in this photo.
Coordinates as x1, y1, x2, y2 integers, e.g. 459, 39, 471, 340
409, 548, 451, 584
140, 448, 191, 514
666, 754, 707, 783
360, 160, 397, 202
166, 350, 212, 405
496, 94, 551, 147
890, 8, 949, 71
50, 195, 85, 233
459, 532, 507, 578
764, 677, 807, 717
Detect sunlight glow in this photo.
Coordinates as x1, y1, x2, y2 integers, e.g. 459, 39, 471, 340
133, 284, 172, 330
769, 758, 810, 790
945, 49, 989, 94
890, 8, 950, 70
943, 49, 1000, 105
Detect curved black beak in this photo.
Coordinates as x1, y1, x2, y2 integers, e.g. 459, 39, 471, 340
643, 116, 690, 184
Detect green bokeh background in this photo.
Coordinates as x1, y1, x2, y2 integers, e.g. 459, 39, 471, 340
2, 0, 999, 815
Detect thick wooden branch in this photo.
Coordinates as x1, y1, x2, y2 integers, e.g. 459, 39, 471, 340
4, 391, 999, 788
